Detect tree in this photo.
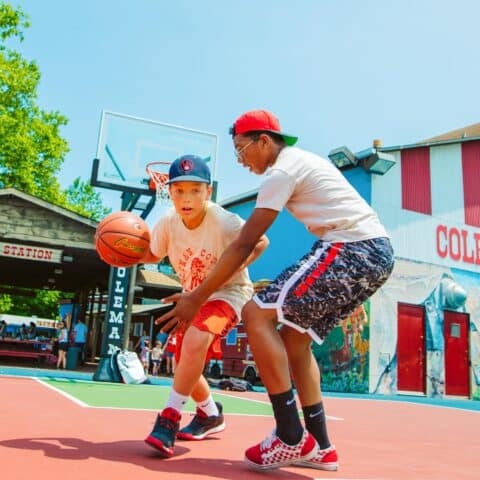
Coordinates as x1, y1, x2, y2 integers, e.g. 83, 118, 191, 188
7, 288, 62, 319
0, 3, 68, 203
0, 2, 110, 220
65, 177, 111, 221
0, 293, 13, 312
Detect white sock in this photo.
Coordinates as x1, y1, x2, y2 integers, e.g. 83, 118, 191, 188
197, 395, 219, 417
164, 389, 188, 414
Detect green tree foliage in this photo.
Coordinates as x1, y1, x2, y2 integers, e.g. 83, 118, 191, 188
0, 3, 68, 203
0, 1, 28, 41
0, 2, 109, 220
65, 177, 111, 221
6, 289, 62, 319
0, 293, 13, 312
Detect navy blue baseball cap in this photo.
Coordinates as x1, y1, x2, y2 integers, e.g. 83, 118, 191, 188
166, 155, 211, 185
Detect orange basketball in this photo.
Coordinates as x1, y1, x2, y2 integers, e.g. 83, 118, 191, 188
95, 211, 150, 267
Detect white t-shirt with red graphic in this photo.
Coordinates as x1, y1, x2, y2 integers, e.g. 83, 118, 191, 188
150, 202, 253, 318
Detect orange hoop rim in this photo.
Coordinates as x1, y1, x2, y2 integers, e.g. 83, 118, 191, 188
145, 161, 171, 176
146, 161, 170, 186
146, 161, 171, 202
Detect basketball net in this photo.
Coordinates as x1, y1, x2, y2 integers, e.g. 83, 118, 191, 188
146, 162, 171, 205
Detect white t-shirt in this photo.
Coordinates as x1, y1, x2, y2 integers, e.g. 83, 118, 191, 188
255, 147, 388, 242
150, 202, 253, 318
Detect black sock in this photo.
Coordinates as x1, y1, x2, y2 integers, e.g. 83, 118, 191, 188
302, 402, 330, 449
268, 389, 303, 445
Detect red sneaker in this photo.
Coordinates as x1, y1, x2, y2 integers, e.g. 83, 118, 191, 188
144, 408, 181, 457
244, 429, 318, 471
297, 444, 339, 471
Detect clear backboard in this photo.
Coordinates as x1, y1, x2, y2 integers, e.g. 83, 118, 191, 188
91, 111, 218, 198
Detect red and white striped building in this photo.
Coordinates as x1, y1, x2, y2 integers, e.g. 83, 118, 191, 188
370, 123, 480, 400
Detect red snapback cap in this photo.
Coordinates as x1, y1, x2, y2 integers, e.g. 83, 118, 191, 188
229, 110, 298, 146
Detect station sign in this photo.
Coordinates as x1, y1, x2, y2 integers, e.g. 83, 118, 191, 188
0, 242, 62, 263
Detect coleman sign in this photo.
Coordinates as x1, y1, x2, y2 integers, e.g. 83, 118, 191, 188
0, 242, 63, 263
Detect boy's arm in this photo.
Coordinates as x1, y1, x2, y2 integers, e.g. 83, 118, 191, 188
139, 248, 162, 264
238, 233, 269, 270
138, 220, 167, 264
158, 208, 278, 332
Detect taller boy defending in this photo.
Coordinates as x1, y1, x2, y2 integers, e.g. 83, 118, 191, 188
158, 110, 395, 471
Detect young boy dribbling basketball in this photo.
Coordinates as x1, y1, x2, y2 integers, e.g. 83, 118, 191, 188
158, 110, 395, 471
140, 154, 268, 457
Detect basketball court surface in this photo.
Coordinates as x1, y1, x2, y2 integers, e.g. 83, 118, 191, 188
1, 370, 478, 480
3, 112, 476, 479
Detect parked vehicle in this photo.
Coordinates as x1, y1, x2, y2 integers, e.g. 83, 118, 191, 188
208, 320, 259, 385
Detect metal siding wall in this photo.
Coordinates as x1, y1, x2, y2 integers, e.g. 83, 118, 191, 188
430, 143, 464, 223
401, 147, 432, 215
344, 167, 371, 204
371, 150, 402, 210
227, 200, 317, 281
462, 141, 480, 227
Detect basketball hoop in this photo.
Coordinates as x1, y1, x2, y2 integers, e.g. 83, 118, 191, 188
146, 161, 171, 205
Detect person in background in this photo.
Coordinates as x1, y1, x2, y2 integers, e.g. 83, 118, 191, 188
140, 337, 151, 374
73, 318, 88, 364
0, 320, 7, 338
134, 329, 149, 354
27, 321, 37, 340
163, 332, 177, 376
56, 320, 69, 369
151, 340, 165, 376
155, 330, 169, 374
16, 323, 29, 340
156, 330, 168, 348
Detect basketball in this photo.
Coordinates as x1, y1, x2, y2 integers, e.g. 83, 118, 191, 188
95, 211, 151, 267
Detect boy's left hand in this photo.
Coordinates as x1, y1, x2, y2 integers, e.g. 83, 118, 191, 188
155, 291, 202, 333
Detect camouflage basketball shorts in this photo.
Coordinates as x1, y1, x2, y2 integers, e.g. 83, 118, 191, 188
253, 237, 394, 344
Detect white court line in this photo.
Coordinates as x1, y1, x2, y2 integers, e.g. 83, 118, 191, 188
30, 377, 343, 420
35, 378, 88, 407
214, 390, 343, 420
328, 394, 479, 414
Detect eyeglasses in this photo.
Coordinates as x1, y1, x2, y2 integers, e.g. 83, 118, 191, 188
234, 140, 255, 158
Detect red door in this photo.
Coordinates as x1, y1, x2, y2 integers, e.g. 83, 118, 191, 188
397, 303, 426, 394
444, 311, 470, 397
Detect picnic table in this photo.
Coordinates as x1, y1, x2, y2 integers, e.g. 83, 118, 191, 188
0, 338, 56, 364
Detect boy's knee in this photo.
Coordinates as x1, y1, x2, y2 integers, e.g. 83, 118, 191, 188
182, 327, 212, 355
242, 300, 257, 327
242, 301, 268, 335
281, 327, 312, 354
242, 301, 277, 335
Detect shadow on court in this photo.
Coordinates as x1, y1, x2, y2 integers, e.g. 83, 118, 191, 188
0, 437, 314, 480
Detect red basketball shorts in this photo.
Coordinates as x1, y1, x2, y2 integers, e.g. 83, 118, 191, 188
175, 299, 238, 363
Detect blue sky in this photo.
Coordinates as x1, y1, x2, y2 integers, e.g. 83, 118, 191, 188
9, 0, 480, 220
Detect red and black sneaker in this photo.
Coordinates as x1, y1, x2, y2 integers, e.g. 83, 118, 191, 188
177, 402, 225, 440
144, 408, 181, 457
244, 429, 318, 471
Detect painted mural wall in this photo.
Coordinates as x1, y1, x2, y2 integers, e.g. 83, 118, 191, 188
313, 303, 370, 393
369, 258, 480, 398
370, 142, 480, 399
